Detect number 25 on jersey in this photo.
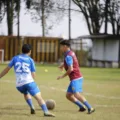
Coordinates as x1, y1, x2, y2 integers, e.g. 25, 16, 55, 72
15, 62, 30, 73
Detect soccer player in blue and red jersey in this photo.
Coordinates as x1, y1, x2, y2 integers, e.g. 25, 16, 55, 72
57, 40, 95, 114
0, 44, 55, 117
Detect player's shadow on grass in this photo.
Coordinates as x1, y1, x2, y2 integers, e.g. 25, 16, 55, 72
55, 109, 82, 114
0, 111, 47, 118
0, 107, 30, 116
0, 106, 28, 110
0, 107, 44, 117
1, 107, 44, 111
0, 111, 30, 116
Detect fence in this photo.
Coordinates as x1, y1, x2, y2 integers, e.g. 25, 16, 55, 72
0, 36, 61, 63
71, 39, 89, 66
0, 36, 89, 66
23, 37, 60, 62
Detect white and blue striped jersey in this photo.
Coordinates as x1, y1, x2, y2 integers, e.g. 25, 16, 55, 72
8, 54, 36, 87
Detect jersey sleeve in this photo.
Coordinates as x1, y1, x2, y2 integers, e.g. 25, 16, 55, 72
65, 55, 73, 66
8, 57, 14, 68
30, 59, 36, 72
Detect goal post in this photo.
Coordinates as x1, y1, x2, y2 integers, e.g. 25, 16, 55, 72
0, 49, 4, 63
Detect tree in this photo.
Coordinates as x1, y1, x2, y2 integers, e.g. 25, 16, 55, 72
108, 0, 120, 35
72, 0, 104, 35
27, 0, 67, 36
72, 0, 120, 35
104, 0, 110, 34
0, 0, 14, 35
0, 0, 32, 36
0, 0, 6, 23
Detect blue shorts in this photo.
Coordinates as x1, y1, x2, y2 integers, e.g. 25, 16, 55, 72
67, 78, 83, 93
16, 82, 40, 96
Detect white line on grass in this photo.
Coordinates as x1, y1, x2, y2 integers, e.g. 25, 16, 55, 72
41, 86, 120, 100
1, 80, 120, 100
0, 103, 120, 108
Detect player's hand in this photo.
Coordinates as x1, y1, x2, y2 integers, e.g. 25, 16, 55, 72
58, 65, 64, 71
57, 76, 63, 80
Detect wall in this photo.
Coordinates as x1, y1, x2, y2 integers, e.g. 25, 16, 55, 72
92, 39, 119, 62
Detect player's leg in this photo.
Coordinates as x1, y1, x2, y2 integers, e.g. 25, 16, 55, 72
24, 93, 35, 114
27, 82, 55, 117
16, 85, 35, 114
33, 92, 55, 117
66, 82, 86, 111
74, 92, 95, 114
73, 78, 95, 114
66, 92, 86, 112
34, 92, 48, 113
74, 92, 95, 113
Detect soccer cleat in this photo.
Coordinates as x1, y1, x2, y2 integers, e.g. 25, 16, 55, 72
31, 108, 35, 114
44, 112, 55, 117
87, 108, 95, 114
79, 107, 86, 112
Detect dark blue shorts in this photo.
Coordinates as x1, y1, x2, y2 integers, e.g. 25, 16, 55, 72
67, 78, 83, 93
16, 82, 40, 96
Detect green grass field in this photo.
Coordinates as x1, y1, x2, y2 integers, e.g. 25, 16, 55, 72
0, 64, 120, 120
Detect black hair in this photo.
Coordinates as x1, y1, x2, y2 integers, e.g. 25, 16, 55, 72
60, 40, 71, 47
22, 44, 32, 54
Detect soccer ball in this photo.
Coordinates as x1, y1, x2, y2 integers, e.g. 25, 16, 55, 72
45, 99, 56, 110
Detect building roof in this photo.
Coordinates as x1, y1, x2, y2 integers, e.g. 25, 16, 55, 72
74, 34, 120, 40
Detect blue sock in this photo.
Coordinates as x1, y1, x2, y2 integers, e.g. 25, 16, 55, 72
74, 101, 84, 109
41, 104, 48, 113
26, 99, 34, 109
83, 101, 92, 110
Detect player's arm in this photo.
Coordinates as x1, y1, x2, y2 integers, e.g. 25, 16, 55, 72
0, 66, 11, 79
0, 57, 14, 79
57, 56, 73, 80
58, 63, 64, 71
31, 59, 36, 79
57, 65, 73, 79
31, 72, 36, 79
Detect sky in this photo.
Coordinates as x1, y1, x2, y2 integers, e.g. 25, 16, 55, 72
0, 1, 90, 39
0, 1, 112, 39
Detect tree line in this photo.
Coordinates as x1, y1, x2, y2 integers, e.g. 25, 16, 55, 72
0, 0, 120, 36
73, 0, 120, 35
0, 0, 67, 36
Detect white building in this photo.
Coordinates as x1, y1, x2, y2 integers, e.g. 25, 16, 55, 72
78, 34, 120, 68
